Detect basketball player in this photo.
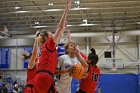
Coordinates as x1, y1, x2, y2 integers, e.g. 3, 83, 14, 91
76, 48, 100, 93
24, 0, 72, 93
55, 32, 88, 93
23, 37, 56, 93
21, 38, 39, 83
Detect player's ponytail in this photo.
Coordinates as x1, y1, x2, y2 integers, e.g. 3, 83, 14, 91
88, 48, 98, 66
21, 52, 32, 60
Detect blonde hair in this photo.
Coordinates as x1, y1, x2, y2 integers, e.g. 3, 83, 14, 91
64, 41, 75, 54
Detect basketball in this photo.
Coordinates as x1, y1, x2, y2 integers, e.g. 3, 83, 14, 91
71, 63, 85, 80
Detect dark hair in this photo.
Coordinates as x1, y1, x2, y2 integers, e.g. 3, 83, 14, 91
21, 52, 32, 60
88, 48, 98, 66
39, 30, 49, 37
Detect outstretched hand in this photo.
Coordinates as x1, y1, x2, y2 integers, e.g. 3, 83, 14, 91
66, 0, 72, 9
67, 30, 73, 42
35, 30, 40, 37
73, 45, 81, 56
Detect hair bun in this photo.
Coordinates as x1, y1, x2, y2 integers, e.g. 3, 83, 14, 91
90, 48, 96, 55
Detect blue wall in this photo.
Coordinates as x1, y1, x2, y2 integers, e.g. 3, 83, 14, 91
23, 48, 32, 68
138, 73, 140, 93
71, 74, 139, 93
0, 48, 10, 69
100, 74, 138, 93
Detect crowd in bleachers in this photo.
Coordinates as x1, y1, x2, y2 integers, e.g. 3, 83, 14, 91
0, 72, 24, 93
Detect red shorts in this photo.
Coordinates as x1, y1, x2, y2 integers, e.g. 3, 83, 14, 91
25, 72, 53, 93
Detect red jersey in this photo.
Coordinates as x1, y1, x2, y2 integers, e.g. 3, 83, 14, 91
26, 38, 57, 93
37, 38, 57, 74
80, 64, 100, 93
26, 66, 37, 83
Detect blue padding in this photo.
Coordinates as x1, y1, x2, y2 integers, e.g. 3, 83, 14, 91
24, 62, 28, 68
57, 48, 65, 52
100, 74, 138, 93
58, 43, 64, 46
23, 48, 32, 68
71, 74, 138, 93
0, 48, 10, 69
0, 64, 9, 68
57, 43, 65, 57
138, 73, 140, 93
71, 78, 80, 93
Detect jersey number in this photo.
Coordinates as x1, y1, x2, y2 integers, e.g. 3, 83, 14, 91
92, 73, 99, 82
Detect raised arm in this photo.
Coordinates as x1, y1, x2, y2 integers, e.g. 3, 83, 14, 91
67, 31, 73, 42
28, 38, 38, 69
53, 0, 72, 44
74, 46, 89, 72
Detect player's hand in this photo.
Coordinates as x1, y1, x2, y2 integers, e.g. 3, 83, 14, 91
82, 72, 88, 79
67, 65, 76, 74
66, 0, 72, 9
67, 30, 73, 42
35, 30, 40, 37
73, 45, 81, 56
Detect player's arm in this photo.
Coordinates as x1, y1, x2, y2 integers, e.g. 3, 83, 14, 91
28, 38, 38, 69
55, 57, 66, 75
53, 0, 72, 44
74, 46, 88, 72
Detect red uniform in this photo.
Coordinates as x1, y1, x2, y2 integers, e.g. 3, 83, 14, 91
25, 38, 57, 93
79, 64, 100, 93
26, 66, 37, 83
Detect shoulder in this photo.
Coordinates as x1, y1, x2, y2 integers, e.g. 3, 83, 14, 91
58, 55, 68, 62
59, 55, 69, 59
95, 66, 100, 73
96, 66, 100, 70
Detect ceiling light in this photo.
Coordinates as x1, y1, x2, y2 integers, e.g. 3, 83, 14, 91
79, 23, 96, 26
74, 0, 80, 4
15, 6, 21, 10
83, 19, 87, 24
43, 9, 62, 12
67, 25, 73, 27
137, 22, 140, 24
11, 8, 91, 14
71, 8, 90, 10
48, 3, 53, 6
35, 22, 39, 25
76, 1, 80, 4
32, 26, 47, 28
13, 11, 29, 13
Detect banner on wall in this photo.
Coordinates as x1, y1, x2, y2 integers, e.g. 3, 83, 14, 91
0, 48, 10, 69
23, 48, 32, 69
57, 43, 65, 57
